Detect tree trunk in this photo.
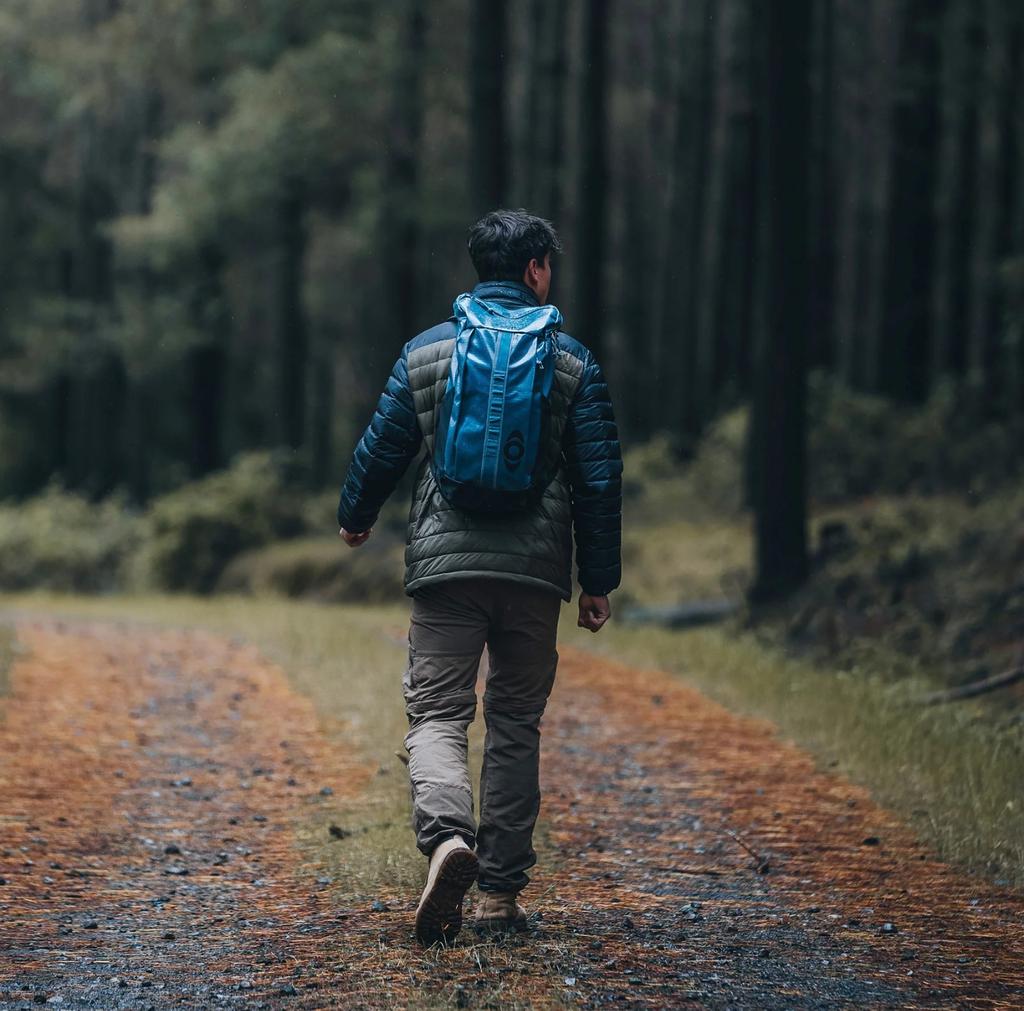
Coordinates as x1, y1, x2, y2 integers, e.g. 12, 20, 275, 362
187, 243, 228, 478
380, 0, 427, 344
808, 0, 837, 370
930, 0, 977, 386
966, 0, 1013, 391
694, 0, 743, 424
86, 351, 127, 500
750, 0, 812, 602
311, 337, 334, 488
469, 0, 508, 214
654, 0, 713, 440
574, 0, 612, 361
527, 0, 568, 224
125, 376, 151, 504
187, 344, 226, 477
881, 0, 944, 402
277, 179, 309, 453
49, 372, 72, 485
613, 1, 667, 439
719, 9, 757, 403
860, 0, 902, 393
833, 0, 869, 386
1007, 10, 1024, 413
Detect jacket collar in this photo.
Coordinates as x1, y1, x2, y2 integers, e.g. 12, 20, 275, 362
471, 280, 540, 308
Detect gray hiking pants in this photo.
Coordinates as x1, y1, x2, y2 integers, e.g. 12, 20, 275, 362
402, 577, 561, 894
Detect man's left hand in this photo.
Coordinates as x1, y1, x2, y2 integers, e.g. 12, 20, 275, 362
577, 592, 611, 633
340, 527, 372, 548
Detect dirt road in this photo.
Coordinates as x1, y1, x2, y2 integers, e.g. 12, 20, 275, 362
1, 615, 1022, 1009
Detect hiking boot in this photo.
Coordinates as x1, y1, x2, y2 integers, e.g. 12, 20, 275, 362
474, 891, 529, 936
414, 836, 479, 946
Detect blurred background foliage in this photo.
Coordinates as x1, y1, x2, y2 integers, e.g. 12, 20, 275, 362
0, 0, 1022, 613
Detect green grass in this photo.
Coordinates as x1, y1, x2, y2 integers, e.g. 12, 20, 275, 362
614, 487, 1024, 885
586, 620, 1024, 884
0, 622, 16, 697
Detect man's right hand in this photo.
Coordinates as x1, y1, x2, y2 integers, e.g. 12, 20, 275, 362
577, 592, 611, 633
340, 527, 372, 548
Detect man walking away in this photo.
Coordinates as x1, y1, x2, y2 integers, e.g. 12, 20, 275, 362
337, 209, 622, 945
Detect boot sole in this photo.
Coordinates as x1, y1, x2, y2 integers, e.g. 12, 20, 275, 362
414, 848, 479, 947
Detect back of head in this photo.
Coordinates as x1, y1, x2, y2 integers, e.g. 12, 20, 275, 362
467, 209, 561, 282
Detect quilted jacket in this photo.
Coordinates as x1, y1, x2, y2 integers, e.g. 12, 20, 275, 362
337, 281, 622, 600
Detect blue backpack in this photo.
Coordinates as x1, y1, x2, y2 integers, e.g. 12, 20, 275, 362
433, 292, 563, 511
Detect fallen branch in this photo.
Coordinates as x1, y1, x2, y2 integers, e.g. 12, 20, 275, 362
720, 825, 771, 875
922, 650, 1024, 705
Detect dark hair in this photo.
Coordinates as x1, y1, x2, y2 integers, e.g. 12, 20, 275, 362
467, 209, 561, 282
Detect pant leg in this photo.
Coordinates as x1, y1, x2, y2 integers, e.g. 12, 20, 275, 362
477, 585, 562, 893
403, 582, 489, 855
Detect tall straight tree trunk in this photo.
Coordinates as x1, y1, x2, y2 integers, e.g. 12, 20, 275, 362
861, 0, 902, 392
121, 85, 164, 500
930, 0, 977, 386
632, 0, 683, 437
311, 337, 334, 488
967, 0, 1013, 391
277, 179, 308, 453
469, 0, 508, 215
750, 0, 812, 602
614, 1, 671, 439
808, 0, 837, 370
125, 379, 150, 504
1008, 11, 1024, 413
381, 0, 427, 343
719, 9, 758, 401
187, 345, 226, 477
694, 0, 742, 423
187, 243, 228, 478
574, 0, 611, 360
654, 0, 713, 439
49, 372, 72, 485
87, 351, 127, 500
833, 0, 870, 386
526, 0, 568, 223
880, 0, 944, 402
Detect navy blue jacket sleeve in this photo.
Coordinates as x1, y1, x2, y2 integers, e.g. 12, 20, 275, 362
337, 349, 422, 533
562, 350, 622, 596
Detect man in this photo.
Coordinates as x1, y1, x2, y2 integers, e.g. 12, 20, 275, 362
337, 209, 621, 946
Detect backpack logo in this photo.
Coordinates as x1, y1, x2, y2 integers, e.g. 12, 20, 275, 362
502, 430, 525, 471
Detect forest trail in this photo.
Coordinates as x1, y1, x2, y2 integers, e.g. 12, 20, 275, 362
1, 616, 1022, 1010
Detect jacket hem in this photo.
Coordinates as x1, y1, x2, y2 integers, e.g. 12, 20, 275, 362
405, 569, 571, 602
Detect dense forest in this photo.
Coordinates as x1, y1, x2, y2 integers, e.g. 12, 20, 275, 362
1, 0, 1022, 522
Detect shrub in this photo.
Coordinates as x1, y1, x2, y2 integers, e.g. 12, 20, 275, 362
217, 535, 406, 603
136, 452, 309, 593
627, 375, 1024, 519
0, 487, 141, 593
809, 375, 1024, 500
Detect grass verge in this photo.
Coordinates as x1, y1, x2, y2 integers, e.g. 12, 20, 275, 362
0, 622, 16, 697
582, 618, 1024, 885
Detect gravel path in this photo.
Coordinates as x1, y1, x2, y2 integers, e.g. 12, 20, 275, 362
0, 616, 1021, 1009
